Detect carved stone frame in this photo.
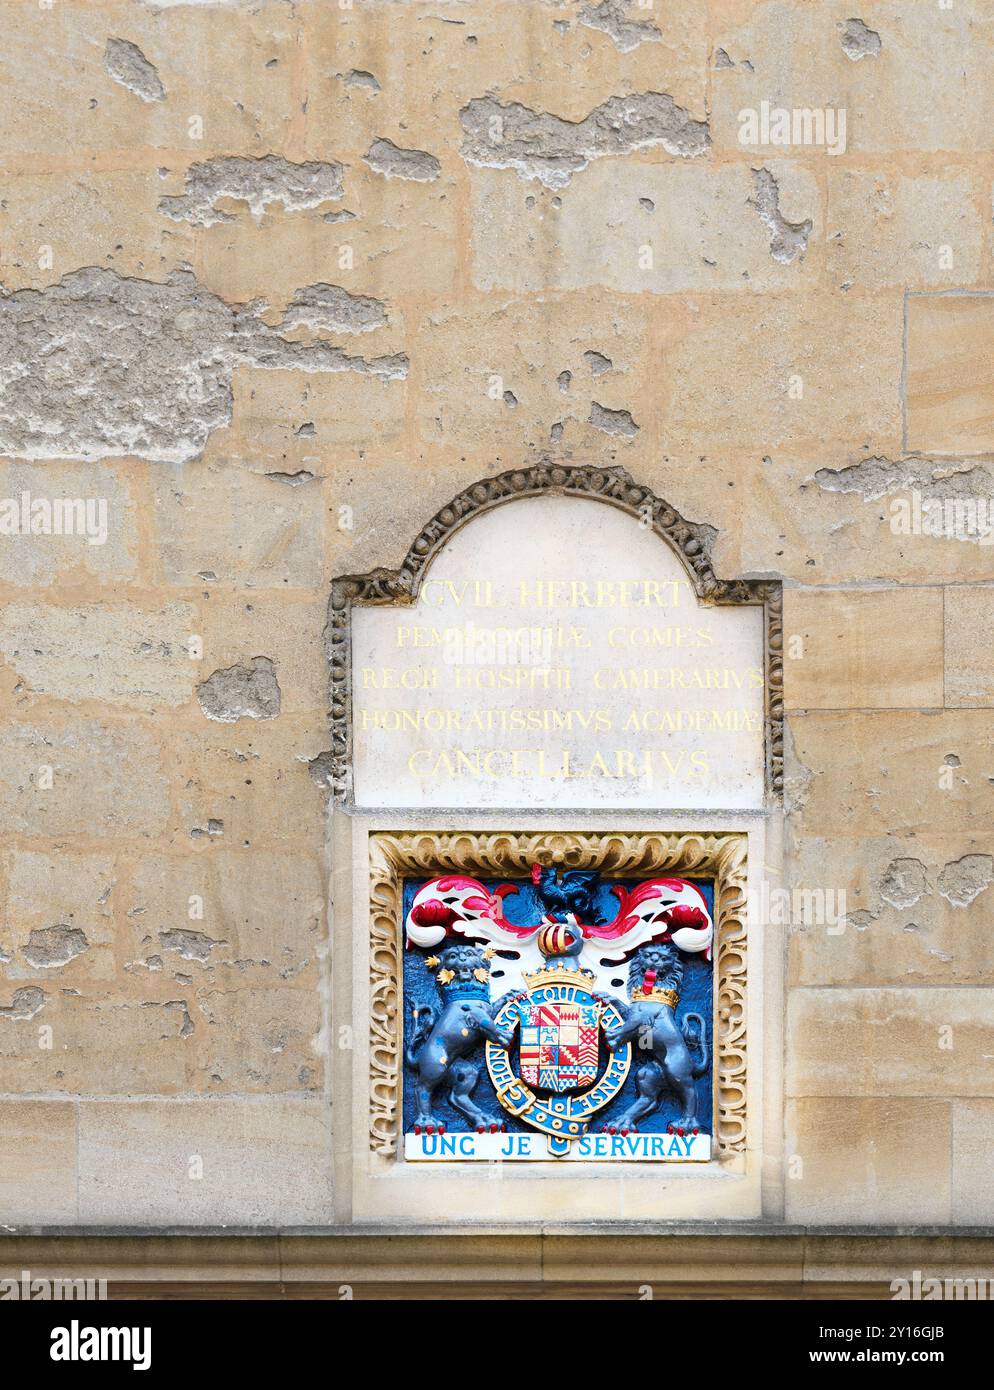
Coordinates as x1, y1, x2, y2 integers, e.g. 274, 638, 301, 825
368, 829, 748, 1161
327, 463, 783, 807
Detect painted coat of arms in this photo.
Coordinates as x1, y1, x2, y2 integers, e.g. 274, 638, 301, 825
519, 998, 599, 1090
402, 864, 714, 1161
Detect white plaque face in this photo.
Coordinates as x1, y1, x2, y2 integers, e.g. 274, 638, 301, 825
350, 496, 766, 810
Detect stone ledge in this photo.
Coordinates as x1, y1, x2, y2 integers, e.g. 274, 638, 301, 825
3, 1229, 993, 1298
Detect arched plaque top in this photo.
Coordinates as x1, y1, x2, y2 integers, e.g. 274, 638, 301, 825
327, 464, 782, 809
332, 462, 761, 608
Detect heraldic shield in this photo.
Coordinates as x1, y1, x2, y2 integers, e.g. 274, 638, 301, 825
518, 996, 599, 1090
402, 863, 714, 1162
484, 957, 632, 1156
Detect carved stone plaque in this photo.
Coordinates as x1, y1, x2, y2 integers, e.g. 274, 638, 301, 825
367, 829, 748, 1164
401, 862, 715, 1161
347, 492, 769, 810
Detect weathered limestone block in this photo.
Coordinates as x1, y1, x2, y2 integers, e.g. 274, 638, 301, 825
785, 1097, 952, 1223
173, 721, 329, 849
0, 990, 195, 1094
906, 294, 994, 455
196, 197, 454, 315
656, 293, 903, 454
1, 2, 298, 158
951, 1101, 994, 1222
786, 834, 994, 987
126, 850, 325, 992
0, 462, 139, 589
198, 598, 329, 717
414, 293, 653, 454
76, 1098, 334, 1225
945, 587, 994, 706
0, 171, 195, 289
195, 985, 324, 1093
2, 851, 117, 985
786, 987, 994, 1097
0, 719, 170, 839
783, 588, 944, 709
826, 170, 982, 290
710, 0, 994, 156
788, 710, 994, 837
0, 601, 197, 710
151, 459, 327, 588
0, 1102, 78, 1224
472, 161, 821, 293
744, 454, 994, 586
232, 363, 407, 457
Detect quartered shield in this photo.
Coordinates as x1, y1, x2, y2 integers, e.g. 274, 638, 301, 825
517, 999, 599, 1092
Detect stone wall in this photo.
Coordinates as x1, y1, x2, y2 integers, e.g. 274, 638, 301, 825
1, 0, 992, 1228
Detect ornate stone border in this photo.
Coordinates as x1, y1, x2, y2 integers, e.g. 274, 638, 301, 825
327, 463, 784, 806
368, 830, 748, 1160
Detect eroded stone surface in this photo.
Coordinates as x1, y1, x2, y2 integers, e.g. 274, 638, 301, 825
0, 602, 195, 707
343, 69, 380, 92
937, 855, 994, 907
159, 929, 226, 963
840, 18, 882, 61
471, 160, 820, 293
0, 269, 407, 464
578, 0, 661, 53
0, 987, 47, 1020
103, 38, 166, 103
159, 156, 345, 227
749, 167, 812, 264
197, 656, 281, 722
879, 858, 929, 909
364, 138, 440, 182
22, 925, 89, 969
588, 400, 639, 439
815, 457, 994, 542
460, 91, 709, 188
280, 283, 388, 335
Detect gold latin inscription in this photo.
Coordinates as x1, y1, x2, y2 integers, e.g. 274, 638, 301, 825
354, 573, 764, 791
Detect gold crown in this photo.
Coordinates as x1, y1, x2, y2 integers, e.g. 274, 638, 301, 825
638, 987, 680, 1008
523, 960, 597, 991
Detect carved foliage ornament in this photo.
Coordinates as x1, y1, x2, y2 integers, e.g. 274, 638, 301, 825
327, 463, 784, 806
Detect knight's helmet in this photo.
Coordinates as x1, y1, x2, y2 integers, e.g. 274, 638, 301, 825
535, 919, 584, 965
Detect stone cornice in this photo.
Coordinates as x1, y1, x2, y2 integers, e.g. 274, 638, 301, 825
5, 1229, 993, 1298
